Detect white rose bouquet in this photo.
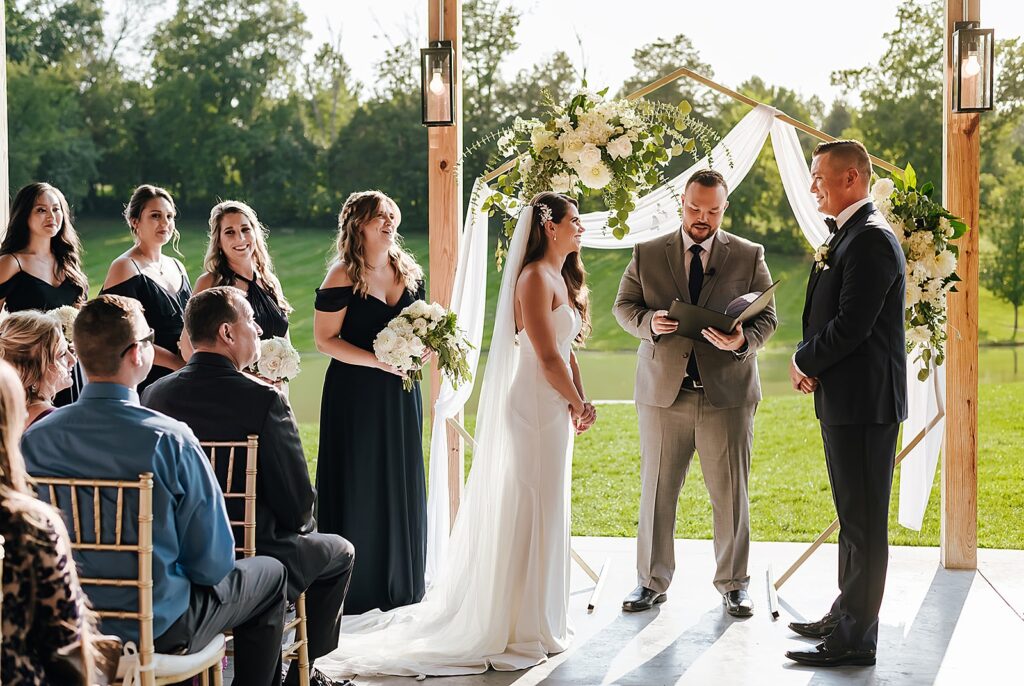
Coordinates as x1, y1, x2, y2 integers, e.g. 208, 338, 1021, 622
871, 164, 969, 380
256, 336, 301, 382
47, 305, 79, 344
373, 299, 473, 392
470, 82, 719, 268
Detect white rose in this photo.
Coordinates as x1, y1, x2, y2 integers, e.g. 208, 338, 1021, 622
391, 319, 414, 337
531, 125, 555, 152
519, 154, 534, 179
429, 303, 447, 321
607, 135, 633, 160
550, 172, 575, 194
374, 327, 398, 354
558, 133, 586, 165
575, 160, 613, 190
577, 143, 602, 168
261, 356, 283, 379
905, 280, 923, 307
413, 317, 428, 335
871, 178, 895, 204
407, 301, 429, 318
907, 325, 932, 346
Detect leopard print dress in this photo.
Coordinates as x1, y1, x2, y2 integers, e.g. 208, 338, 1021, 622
1, 508, 91, 685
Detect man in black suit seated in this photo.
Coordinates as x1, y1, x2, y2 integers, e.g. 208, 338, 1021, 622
786, 139, 907, 668
143, 286, 354, 686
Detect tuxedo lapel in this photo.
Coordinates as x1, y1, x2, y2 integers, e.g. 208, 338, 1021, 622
697, 233, 731, 308
802, 202, 876, 326
665, 231, 689, 303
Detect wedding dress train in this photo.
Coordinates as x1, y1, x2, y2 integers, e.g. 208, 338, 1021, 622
315, 206, 578, 678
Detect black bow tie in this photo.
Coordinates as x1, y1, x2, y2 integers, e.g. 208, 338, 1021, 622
825, 217, 839, 234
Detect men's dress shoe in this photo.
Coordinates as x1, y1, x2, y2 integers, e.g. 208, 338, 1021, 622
723, 589, 754, 617
788, 613, 840, 639
622, 585, 667, 612
785, 642, 876, 667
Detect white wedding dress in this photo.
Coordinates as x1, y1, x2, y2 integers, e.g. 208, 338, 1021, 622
315, 205, 577, 679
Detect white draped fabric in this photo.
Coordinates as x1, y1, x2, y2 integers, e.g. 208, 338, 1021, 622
424, 103, 943, 575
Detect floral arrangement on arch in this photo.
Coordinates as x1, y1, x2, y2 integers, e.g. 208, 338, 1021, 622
474, 84, 718, 268
870, 164, 969, 381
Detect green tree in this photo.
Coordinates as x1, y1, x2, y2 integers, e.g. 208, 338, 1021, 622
831, 0, 943, 188
981, 170, 1024, 341
620, 33, 722, 118
300, 37, 360, 150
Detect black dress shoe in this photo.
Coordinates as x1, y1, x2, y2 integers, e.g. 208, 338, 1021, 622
723, 589, 754, 617
622, 585, 667, 612
788, 612, 840, 639
785, 642, 876, 667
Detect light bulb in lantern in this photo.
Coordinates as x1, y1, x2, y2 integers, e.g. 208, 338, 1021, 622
962, 52, 982, 78
428, 69, 446, 95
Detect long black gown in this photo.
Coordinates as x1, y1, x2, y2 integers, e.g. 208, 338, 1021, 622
0, 256, 86, 406
314, 281, 426, 615
100, 259, 191, 396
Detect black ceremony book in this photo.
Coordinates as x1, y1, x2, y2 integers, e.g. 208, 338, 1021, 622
668, 280, 780, 341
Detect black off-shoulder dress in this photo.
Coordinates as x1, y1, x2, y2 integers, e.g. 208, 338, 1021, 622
313, 281, 426, 615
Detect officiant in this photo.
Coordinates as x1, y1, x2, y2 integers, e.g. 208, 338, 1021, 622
613, 169, 777, 617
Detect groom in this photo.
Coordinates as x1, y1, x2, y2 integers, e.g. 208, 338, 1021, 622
786, 140, 907, 667
614, 169, 777, 617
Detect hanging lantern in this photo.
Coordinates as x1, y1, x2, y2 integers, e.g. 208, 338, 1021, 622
421, 41, 455, 126
952, 21, 995, 113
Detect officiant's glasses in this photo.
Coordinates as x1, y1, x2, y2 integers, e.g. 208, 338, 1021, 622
120, 329, 155, 357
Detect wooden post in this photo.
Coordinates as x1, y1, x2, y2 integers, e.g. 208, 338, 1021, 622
941, 0, 979, 569
0, 0, 10, 227
427, 0, 464, 526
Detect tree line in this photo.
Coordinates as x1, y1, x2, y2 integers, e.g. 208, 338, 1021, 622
6, 0, 1024, 333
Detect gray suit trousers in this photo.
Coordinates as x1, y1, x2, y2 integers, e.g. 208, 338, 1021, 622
636, 388, 755, 594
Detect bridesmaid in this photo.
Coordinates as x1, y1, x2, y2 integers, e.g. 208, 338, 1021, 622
313, 190, 427, 614
0, 182, 87, 405
100, 185, 190, 395
193, 200, 291, 339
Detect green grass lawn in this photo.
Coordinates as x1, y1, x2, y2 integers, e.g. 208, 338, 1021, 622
75, 218, 1022, 548
300, 382, 1023, 549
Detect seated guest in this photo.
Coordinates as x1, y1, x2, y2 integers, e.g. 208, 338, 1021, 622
21, 295, 289, 686
143, 286, 354, 686
0, 310, 76, 428
0, 358, 100, 685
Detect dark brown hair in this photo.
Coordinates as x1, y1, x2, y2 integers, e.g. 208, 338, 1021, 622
0, 183, 88, 304
523, 192, 591, 344
184, 286, 247, 345
73, 295, 146, 377
124, 184, 182, 254
813, 139, 871, 180
684, 168, 728, 195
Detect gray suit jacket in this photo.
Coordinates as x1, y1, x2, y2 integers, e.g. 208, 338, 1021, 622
614, 228, 778, 408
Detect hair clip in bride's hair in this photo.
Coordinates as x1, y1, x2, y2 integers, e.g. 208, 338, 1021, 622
535, 203, 553, 226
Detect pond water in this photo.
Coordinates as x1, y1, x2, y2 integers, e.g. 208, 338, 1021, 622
287, 345, 1023, 424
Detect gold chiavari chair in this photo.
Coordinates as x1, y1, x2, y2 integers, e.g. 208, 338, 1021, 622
35, 472, 225, 686
200, 436, 310, 686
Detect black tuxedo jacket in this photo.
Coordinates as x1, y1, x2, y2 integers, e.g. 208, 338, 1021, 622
142, 352, 325, 598
795, 202, 908, 426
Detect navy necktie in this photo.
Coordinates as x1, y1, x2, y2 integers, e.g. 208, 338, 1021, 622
825, 217, 839, 234
687, 244, 704, 383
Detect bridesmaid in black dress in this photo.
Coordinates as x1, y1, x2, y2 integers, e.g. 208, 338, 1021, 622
0, 183, 88, 406
313, 190, 427, 614
100, 185, 191, 395
193, 200, 291, 339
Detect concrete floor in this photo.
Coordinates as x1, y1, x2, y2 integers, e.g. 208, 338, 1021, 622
342, 537, 1023, 686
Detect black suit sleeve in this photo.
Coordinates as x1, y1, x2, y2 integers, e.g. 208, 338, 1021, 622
258, 389, 316, 534
794, 229, 901, 378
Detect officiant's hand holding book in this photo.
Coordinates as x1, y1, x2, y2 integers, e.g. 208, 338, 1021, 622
667, 280, 781, 343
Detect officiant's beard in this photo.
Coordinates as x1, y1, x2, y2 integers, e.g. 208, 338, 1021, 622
683, 221, 716, 242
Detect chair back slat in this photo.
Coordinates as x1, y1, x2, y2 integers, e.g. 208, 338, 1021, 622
34, 472, 156, 681
199, 436, 258, 559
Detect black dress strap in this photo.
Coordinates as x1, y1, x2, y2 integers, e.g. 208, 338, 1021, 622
12, 254, 23, 271
129, 258, 144, 275
315, 286, 354, 312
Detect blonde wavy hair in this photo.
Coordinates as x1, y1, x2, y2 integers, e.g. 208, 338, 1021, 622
0, 359, 99, 684
203, 200, 292, 313
0, 310, 65, 402
335, 191, 423, 296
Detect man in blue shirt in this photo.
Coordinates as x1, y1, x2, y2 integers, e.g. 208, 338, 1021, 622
23, 295, 288, 686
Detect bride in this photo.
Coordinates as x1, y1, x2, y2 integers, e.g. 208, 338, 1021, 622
315, 192, 597, 678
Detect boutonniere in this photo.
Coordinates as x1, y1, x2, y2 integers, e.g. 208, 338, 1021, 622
814, 243, 830, 272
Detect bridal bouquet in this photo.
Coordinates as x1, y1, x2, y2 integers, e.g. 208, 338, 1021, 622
373, 300, 472, 392
256, 336, 301, 382
47, 305, 79, 344
476, 83, 717, 267
871, 164, 968, 380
